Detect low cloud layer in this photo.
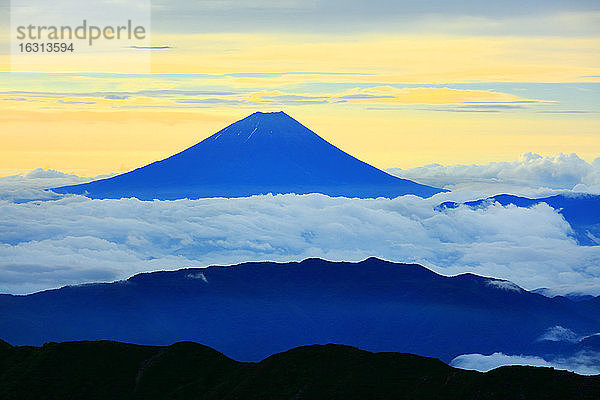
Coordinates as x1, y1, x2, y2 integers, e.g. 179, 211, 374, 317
388, 153, 600, 195
1, 163, 600, 294
451, 351, 600, 376
0, 169, 114, 202
1, 176, 599, 294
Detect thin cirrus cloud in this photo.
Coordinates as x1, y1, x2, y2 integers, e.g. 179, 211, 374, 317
128, 46, 173, 50
0, 86, 554, 111
332, 86, 547, 105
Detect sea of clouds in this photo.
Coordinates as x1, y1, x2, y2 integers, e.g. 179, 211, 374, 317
1, 153, 600, 295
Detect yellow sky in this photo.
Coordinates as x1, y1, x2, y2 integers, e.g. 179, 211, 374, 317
150, 34, 600, 82
1, 33, 599, 176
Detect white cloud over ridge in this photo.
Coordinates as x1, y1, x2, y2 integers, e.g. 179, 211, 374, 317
0, 169, 115, 202
451, 351, 600, 376
1, 160, 600, 295
538, 326, 583, 343
388, 153, 600, 195
0, 183, 599, 295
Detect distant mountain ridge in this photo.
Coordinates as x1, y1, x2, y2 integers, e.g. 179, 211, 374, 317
0, 340, 598, 400
52, 111, 445, 199
1, 258, 598, 364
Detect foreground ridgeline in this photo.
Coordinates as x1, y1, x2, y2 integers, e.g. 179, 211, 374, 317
52, 111, 445, 199
0, 340, 597, 400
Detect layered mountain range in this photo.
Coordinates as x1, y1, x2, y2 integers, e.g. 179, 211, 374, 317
1, 258, 598, 364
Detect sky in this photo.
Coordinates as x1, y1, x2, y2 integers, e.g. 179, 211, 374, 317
0, 0, 599, 176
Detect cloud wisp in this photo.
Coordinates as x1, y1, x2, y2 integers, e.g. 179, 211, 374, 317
451, 351, 600, 376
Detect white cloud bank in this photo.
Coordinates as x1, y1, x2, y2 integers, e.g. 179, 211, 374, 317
451, 351, 600, 376
388, 153, 600, 196
0, 189, 599, 295
0, 169, 115, 202
0, 160, 599, 294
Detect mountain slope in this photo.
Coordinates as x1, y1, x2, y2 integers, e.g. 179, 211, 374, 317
0, 258, 598, 363
0, 340, 598, 400
52, 112, 444, 199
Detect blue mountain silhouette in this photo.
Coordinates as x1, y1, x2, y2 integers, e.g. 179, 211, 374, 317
52, 112, 445, 199
1, 258, 598, 363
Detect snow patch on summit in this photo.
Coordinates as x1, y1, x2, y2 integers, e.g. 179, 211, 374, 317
486, 279, 522, 292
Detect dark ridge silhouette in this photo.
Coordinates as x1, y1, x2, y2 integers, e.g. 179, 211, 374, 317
0, 340, 597, 400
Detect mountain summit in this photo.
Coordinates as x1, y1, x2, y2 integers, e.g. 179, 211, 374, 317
53, 111, 445, 199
